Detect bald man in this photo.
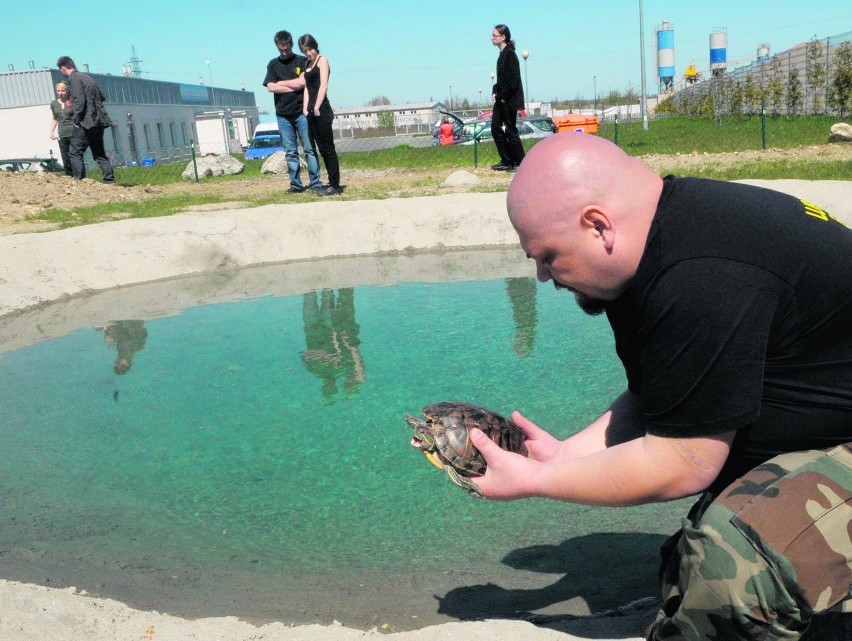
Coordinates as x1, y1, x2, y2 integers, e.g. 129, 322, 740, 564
469, 133, 852, 640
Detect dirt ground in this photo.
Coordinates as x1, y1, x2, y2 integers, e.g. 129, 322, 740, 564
0, 144, 848, 236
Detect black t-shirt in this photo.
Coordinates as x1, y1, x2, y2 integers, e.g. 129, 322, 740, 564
263, 53, 308, 118
606, 176, 852, 490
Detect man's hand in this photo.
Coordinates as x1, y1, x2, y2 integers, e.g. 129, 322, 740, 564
468, 411, 563, 500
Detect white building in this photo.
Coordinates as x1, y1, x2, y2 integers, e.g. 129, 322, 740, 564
0, 68, 260, 166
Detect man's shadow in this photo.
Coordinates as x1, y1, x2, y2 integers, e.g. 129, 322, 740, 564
435, 532, 665, 634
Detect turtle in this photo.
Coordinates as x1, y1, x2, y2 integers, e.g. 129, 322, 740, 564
405, 401, 528, 497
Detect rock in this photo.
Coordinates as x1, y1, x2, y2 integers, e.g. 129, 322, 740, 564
181, 154, 245, 180
260, 151, 288, 174
442, 170, 480, 187
828, 122, 852, 143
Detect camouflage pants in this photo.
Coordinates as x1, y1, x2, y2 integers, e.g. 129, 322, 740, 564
647, 443, 852, 641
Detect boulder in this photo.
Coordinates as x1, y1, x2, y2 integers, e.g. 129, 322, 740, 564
181, 154, 245, 180
828, 122, 852, 143
442, 170, 480, 187
261, 151, 289, 174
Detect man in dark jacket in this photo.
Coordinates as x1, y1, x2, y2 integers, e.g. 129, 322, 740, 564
57, 56, 115, 183
490, 24, 525, 172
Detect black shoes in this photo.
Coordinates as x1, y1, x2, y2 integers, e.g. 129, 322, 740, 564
491, 163, 520, 172
286, 186, 304, 193
505, 165, 519, 172
318, 185, 342, 196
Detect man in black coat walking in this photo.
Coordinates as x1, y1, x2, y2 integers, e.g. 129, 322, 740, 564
490, 24, 525, 172
57, 56, 115, 183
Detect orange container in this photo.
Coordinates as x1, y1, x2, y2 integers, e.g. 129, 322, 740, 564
552, 114, 599, 134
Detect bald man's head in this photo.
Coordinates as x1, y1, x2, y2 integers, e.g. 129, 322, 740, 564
506, 133, 663, 310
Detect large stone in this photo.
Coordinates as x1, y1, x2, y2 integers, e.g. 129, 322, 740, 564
442, 170, 480, 187
260, 151, 288, 174
181, 154, 245, 180
828, 122, 852, 143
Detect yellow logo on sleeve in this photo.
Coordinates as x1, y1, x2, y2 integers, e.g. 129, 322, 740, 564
801, 200, 848, 228
296, 66, 301, 75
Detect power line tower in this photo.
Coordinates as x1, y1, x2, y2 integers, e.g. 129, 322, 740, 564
125, 46, 143, 78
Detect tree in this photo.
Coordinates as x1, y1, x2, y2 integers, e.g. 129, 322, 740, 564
366, 96, 391, 106
787, 67, 803, 116
377, 111, 394, 128
806, 36, 827, 115
767, 56, 786, 116
829, 41, 852, 117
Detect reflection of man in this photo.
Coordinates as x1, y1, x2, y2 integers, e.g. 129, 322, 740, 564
103, 320, 148, 374
505, 277, 537, 357
56, 55, 115, 183
301, 289, 365, 398
471, 134, 851, 640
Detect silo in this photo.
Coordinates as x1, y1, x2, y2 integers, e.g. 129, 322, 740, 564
656, 21, 675, 91
710, 28, 727, 77
756, 43, 771, 61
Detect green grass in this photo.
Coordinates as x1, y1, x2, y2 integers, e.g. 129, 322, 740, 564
599, 115, 840, 154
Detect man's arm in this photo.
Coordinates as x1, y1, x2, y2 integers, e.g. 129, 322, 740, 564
470, 395, 735, 505
266, 76, 306, 93
67, 74, 85, 125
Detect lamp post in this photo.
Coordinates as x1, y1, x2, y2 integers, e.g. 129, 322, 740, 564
205, 58, 215, 107
594, 75, 597, 113
638, 0, 649, 130
448, 84, 453, 111
521, 50, 529, 114
489, 72, 495, 106
478, 87, 482, 108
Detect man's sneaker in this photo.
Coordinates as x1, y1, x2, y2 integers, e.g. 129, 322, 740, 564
309, 184, 327, 193
491, 163, 510, 171
319, 185, 342, 196
505, 165, 519, 173
286, 186, 304, 193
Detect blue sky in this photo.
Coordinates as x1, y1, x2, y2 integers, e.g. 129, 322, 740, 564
4, 0, 850, 114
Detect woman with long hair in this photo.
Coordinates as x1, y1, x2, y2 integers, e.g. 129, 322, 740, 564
298, 33, 342, 196
490, 24, 525, 172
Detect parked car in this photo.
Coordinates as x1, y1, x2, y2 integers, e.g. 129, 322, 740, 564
455, 116, 556, 146
244, 122, 287, 160
0, 157, 65, 173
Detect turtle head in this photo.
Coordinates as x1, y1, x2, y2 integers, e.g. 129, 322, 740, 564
405, 414, 437, 452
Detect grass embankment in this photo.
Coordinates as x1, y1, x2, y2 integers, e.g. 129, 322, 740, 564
32, 115, 850, 227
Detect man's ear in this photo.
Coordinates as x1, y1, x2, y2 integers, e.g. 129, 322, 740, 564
581, 208, 615, 252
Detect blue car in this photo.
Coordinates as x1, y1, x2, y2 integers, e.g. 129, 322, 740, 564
244, 133, 287, 160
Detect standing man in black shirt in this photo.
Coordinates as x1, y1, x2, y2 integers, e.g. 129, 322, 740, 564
469, 133, 851, 640
263, 30, 321, 194
489, 24, 525, 172
56, 56, 115, 184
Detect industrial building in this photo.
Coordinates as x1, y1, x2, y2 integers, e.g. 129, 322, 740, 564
0, 67, 260, 167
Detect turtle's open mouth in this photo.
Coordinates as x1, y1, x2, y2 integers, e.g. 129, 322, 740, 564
410, 436, 424, 448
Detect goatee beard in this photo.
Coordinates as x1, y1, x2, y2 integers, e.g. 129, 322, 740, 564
553, 280, 607, 316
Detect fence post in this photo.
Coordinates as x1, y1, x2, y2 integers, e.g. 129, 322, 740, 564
473, 133, 478, 168
190, 139, 199, 183
614, 112, 620, 147
760, 105, 767, 149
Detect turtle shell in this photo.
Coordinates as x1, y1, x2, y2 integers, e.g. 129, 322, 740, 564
415, 401, 528, 477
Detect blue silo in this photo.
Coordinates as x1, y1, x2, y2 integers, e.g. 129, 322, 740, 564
710, 28, 728, 77
656, 21, 675, 91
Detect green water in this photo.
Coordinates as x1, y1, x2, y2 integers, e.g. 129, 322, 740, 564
0, 277, 686, 628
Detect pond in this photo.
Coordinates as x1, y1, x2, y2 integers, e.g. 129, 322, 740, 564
0, 251, 688, 630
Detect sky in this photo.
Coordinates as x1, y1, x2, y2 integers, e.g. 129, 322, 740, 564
4, 0, 851, 116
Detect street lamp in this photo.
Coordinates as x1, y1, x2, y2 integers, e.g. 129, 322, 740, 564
449, 84, 453, 111
205, 58, 215, 107
594, 75, 598, 113
521, 50, 529, 114
638, 0, 649, 130
489, 72, 495, 105
478, 87, 482, 108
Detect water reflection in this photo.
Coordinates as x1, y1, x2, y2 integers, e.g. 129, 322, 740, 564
101, 320, 148, 374
506, 277, 537, 358
301, 289, 365, 398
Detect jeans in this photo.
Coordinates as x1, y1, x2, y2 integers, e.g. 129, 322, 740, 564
57, 137, 73, 176
277, 115, 320, 189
